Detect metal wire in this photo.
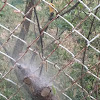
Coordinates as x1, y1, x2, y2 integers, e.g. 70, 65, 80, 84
0, 0, 100, 99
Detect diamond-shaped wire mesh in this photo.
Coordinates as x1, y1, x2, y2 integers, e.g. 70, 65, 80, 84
0, 0, 100, 100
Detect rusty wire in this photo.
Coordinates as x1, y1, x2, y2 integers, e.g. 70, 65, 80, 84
0, 0, 100, 100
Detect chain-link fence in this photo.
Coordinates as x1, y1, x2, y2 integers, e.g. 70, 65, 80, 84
0, 0, 100, 100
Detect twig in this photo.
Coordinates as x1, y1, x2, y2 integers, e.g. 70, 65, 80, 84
81, 7, 99, 99
0, 0, 7, 12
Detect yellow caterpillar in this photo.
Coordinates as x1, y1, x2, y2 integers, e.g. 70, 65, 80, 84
48, 3, 55, 13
